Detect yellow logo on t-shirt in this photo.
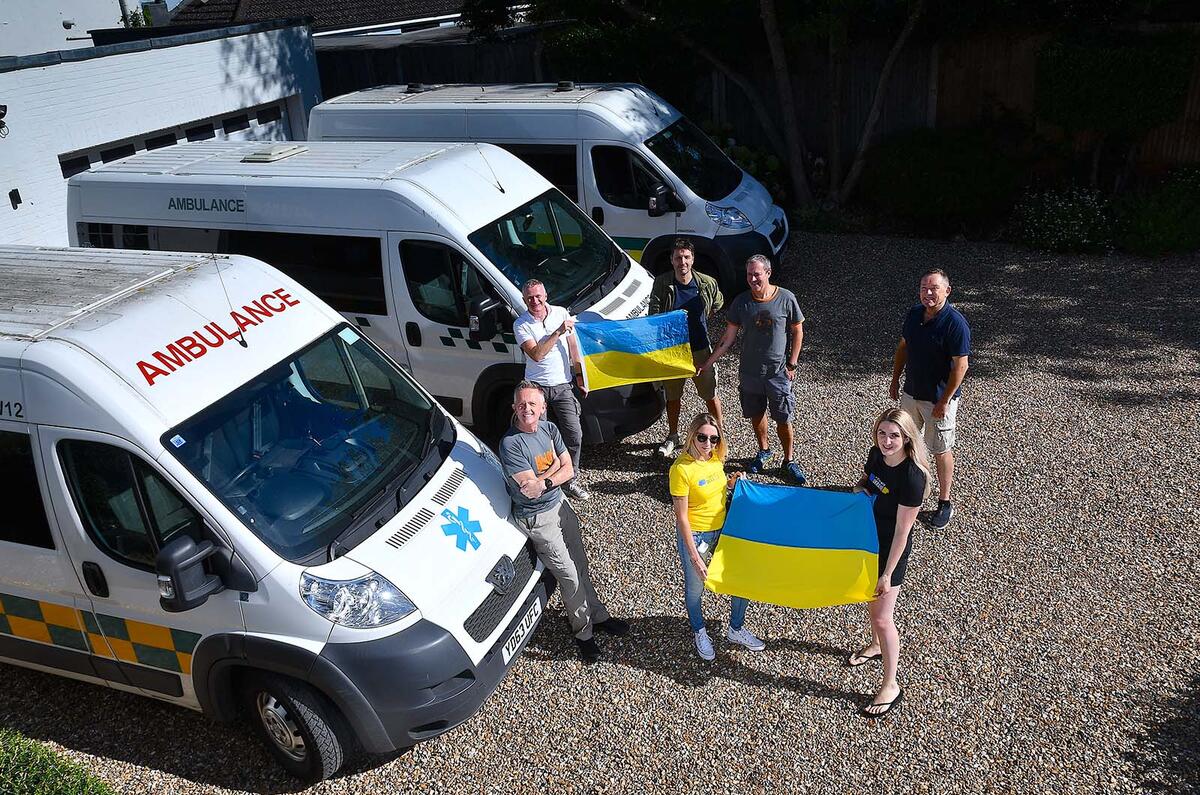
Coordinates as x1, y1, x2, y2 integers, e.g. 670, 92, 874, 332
535, 449, 555, 475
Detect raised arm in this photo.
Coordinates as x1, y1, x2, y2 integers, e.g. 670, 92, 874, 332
519, 315, 575, 363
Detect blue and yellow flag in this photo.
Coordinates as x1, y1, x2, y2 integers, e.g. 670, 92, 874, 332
705, 480, 878, 609
575, 310, 694, 392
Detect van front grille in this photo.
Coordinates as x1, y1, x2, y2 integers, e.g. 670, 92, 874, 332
463, 541, 537, 643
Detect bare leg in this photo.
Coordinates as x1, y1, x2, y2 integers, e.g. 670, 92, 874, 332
850, 618, 881, 663
865, 586, 903, 714
751, 410, 770, 451
706, 397, 723, 432
666, 398, 682, 437
778, 421, 794, 461
935, 451, 954, 501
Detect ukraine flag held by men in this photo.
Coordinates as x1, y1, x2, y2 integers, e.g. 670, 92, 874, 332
574, 310, 694, 391
706, 480, 879, 609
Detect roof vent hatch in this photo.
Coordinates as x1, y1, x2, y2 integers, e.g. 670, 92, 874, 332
555, 80, 575, 92
240, 144, 307, 163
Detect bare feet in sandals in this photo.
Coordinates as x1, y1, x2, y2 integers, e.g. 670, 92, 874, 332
862, 682, 903, 718
847, 645, 882, 667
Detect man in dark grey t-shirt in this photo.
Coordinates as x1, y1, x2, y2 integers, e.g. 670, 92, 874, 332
701, 254, 807, 483
499, 381, 627, 661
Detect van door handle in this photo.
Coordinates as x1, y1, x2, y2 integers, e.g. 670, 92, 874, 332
81, 562, 109, 598
591, 207, 604, 226
405, 322, 421, 347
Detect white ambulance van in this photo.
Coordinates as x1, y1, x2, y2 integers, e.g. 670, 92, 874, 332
0, 245, 546, 781
307, 82, 790, 292
66, 141, 662, 444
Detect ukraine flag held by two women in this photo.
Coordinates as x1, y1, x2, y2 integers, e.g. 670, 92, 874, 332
574, 310, 695, 392
706, 480, 879, 609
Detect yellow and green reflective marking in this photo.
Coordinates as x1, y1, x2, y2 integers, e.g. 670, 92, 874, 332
0, 592, 200, 675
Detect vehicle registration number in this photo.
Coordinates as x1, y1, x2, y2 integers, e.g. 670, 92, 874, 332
501, 597, 542, 664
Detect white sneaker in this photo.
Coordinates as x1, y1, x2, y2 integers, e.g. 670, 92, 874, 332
657, 435, 680, 458
726, 625, 766, 652
562, 482, 590, 501
693, 628, 716, 661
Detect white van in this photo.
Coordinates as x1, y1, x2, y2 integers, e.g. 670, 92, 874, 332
0, 245, 546, 781
308, 82, 790, 291
66, 140, 662, 443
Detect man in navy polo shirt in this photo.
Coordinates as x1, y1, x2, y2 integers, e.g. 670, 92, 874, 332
889, 268, 971, 529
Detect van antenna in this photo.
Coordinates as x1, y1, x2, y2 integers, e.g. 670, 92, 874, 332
476, 145, 506, 194
211, 254, 248, 348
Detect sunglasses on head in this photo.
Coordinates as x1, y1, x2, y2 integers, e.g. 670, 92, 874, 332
695, 433, 720, 444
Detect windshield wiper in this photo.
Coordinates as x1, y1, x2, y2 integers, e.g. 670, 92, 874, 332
326, 411, 441, 561
568, 258, 615, 313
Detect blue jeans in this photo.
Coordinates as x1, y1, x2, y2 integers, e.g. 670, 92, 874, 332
677, 528, 748, 633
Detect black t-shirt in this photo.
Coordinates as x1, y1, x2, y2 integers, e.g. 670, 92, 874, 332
863, 447, 926, 539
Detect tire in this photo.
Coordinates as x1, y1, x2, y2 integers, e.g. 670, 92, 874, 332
239, 672, 348, 782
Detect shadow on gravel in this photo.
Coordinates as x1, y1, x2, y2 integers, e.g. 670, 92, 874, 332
1124, 675, 1200, 794
0, 662, 403, 793
584, 442, 670, 502
521, 615, 860, 705
782, 234, 1200, 409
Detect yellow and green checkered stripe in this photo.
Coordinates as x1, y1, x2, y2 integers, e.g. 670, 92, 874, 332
524, 231, 648, 262
0, 592, 201, 676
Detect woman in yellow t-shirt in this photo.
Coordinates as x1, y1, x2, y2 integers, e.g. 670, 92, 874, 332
669, 412, 766, 661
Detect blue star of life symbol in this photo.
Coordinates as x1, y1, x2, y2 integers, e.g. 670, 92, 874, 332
441, 506, 482, 551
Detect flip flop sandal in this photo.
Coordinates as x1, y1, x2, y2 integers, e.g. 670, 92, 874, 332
861, 687, 904, 718
847, 650, 882, 667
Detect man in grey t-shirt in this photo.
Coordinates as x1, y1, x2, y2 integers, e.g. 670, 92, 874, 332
499, 381, 627, 662
700, 254, 807, 483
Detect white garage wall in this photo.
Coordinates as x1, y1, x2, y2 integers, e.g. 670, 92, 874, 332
0, 0, 126, 58
0, 22, 321, 245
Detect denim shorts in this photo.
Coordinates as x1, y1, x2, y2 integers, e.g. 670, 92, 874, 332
738, 368, 794, 423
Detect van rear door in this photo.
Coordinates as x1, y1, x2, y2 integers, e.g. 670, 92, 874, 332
0, 420, 109, 688
386, 232, 520, 425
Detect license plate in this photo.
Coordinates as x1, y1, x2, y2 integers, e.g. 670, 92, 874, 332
501, 597, 542, 664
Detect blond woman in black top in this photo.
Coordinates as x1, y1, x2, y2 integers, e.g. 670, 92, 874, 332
850, 407, 930, 718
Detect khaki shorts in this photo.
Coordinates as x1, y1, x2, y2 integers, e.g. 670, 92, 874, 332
663, 349, 718, 402
899, 393, 959, 454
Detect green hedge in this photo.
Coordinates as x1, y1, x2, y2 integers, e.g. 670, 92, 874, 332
1013, 185, 1112, 253
859, 128, 1021, 236
1036, 33, 1196, 137
0, 728, 113, 795
1116, 168, 1200, 255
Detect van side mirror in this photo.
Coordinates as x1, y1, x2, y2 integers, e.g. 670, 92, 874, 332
468, 296, 505, 341
648, 182, 676, 218
156, 536, 224, 612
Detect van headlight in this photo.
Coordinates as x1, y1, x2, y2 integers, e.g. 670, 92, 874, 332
705, 203, 753, 230
299, 571, 416, 628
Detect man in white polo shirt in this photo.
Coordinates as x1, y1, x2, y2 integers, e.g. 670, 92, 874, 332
514, 279, 589, 500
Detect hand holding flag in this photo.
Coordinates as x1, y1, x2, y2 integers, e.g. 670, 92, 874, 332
574, 310, 695, 392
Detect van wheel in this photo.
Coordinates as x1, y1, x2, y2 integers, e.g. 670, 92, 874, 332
240, 672, 347, 782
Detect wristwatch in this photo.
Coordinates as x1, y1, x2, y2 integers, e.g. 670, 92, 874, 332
544, 478, 554, 491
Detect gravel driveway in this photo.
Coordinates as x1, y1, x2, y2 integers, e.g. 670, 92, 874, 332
2, 233, 1197, 794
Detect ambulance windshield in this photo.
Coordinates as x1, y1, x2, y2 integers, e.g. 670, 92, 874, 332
164, 326, 443, 561
469, 188, 626, 309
